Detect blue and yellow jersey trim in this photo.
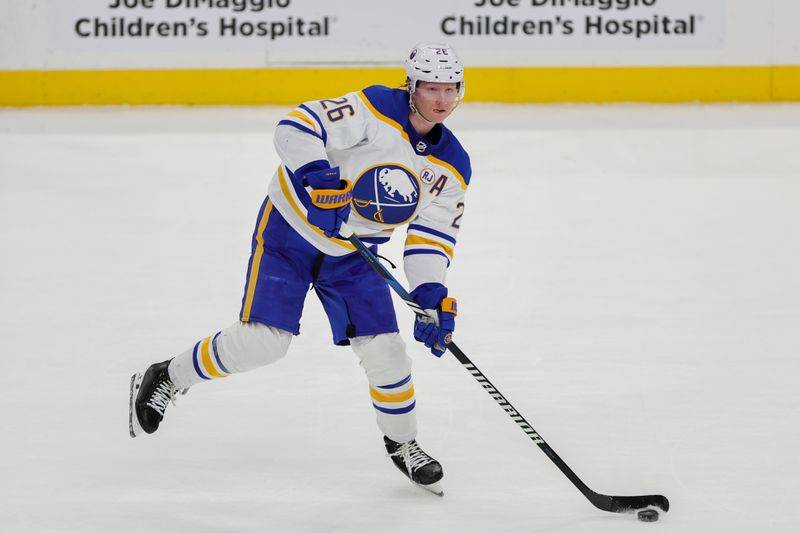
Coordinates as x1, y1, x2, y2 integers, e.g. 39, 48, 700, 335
427, 155, 468, 191
357, 90, 410, 142
359, 86, 471, 190
405, 235, 453, 259
278, 105, 328, 144
404, 224, 456, 262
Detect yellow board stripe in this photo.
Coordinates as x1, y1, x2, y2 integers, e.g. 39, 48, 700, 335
773, 66, 800, 100
200, 336, 227, 379
370, 385, 415, 404
241, 199, 273, 321
405, 235, 454, 258
357, 91, 410, 141
287, 110, 316, 130
1, 66, 796, 107
277, 166, 356, 251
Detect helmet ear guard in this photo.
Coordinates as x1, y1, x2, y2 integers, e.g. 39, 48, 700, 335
405, 43, 466, 100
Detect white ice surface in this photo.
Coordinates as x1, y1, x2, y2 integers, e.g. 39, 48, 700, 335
1, 102, 799, 532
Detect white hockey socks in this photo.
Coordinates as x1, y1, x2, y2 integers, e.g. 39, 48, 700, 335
168, 321, 292, 390
351, 333, 418, 444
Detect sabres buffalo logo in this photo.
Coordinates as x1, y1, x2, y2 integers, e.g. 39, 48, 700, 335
351, 164, 420, 225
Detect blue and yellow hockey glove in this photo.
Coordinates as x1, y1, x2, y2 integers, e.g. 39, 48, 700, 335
411, 283, 457, 358
303, 165, 352, 238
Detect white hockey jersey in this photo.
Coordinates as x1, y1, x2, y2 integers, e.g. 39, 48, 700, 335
267, 85, 471, 291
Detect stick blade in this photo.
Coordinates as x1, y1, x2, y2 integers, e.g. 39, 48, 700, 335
607, 494, 670, 513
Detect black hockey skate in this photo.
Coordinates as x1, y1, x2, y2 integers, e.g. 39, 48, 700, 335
384, 436, 444, 496
129, 359, 180, 438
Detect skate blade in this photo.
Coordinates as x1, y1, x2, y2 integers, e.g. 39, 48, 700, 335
129, 373, 144, 438
416, 480, 444, 497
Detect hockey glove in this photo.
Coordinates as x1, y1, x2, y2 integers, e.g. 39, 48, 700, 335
410, 283, 457, 358
303, 165, 352, 238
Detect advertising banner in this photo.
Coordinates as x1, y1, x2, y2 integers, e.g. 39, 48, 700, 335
4, 0, 799, 105
44, 0, 726, 67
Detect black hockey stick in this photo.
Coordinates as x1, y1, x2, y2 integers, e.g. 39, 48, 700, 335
340, 224, 669, 515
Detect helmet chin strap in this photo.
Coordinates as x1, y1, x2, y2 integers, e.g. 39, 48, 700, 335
409, 99, 437, 125
409, 95, 460, 127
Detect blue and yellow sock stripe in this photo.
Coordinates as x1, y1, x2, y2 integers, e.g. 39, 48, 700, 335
192, 332, 230, 380
370, 374, 416, 415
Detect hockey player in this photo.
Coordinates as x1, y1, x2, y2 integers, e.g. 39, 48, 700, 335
129, 43, 470, 496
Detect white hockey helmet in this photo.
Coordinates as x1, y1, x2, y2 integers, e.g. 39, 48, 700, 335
405, 43, 465, 100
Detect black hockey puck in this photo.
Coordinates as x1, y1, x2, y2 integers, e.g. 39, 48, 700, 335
637, 509, 659, 522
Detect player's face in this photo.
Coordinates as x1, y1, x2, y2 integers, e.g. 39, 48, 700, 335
411, 81, 459, 122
